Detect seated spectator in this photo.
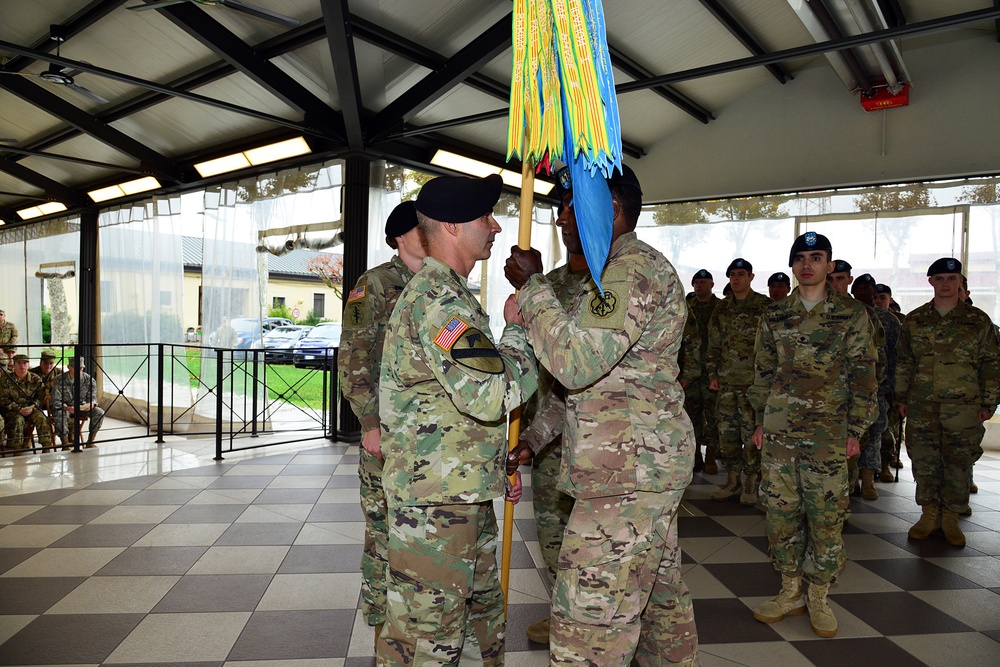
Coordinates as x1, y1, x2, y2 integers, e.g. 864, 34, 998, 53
1, 354, 52, 454
51, 356, 105, 449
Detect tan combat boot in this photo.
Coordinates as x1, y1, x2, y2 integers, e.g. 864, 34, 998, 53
860, 469, 878, 500
753, 574, 806, 623
704, 447, 719, 475
525, 617, 550, 644
740, 472, 761, 506
907, 504, 940, 540
940, 509, 966, 547
879, 461, 893, 483
806, 582, 837, 638
712, 469, 742, 501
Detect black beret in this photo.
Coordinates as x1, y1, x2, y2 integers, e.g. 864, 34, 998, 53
851, 273, 877, 293
831, 259, 852, 274
726, 258, 752, 276
555, 163, 643, 197
692, 269, 713, 283
927, 257, 962, 276
415, 174, 502, 223
384, 201, 418, 238
788, 232, 832, 266
767, 272, 790, 286
875, 283, 892, 295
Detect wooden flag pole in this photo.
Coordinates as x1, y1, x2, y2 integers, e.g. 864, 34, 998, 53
501, 159, 535, 614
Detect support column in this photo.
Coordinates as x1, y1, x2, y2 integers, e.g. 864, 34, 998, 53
336, 157, 371, 441
78, 207, 99, 370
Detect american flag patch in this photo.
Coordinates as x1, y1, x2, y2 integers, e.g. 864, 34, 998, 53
347, 285, 367, 302
433, 316, 468, 350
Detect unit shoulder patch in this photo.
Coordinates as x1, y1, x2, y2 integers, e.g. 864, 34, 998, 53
449, 327, 504, 375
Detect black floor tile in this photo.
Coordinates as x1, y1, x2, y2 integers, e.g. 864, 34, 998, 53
855, 558, 981, 591
164, 504, 248, 524
49, 522, 156, 547
742, 535, 771, 556
121, 488, 202, 505
0, 548, 40, 575
281, 463, 341, 476
877, 532, 988, 558
207, 475, 275, 489
85, 475, 163, 490
505, 602, 552, 651
678, 516, 737, 538
791, 637, 928, 667
0, 613, 144, 665
12, 504, 113, 524
0, 577, 87, 614
95, 546, 209, 576
278, 544, 365, 573
692, 598, 783, 644
515, 518, 538, 541
683, 498, 766, 517
168, 463, 235, 476
228, 609, 354, 660
831, 591, 974, 635
252, 488, 324, 504
345, 658, 377, 667
239, 453, 297, 464
308, 502, 365, 522
702, 562, 783, 597
215, 522, 301, 546
326, 475, 361, 488
494, 540, 535, 569
152, 574, 271, 612
0, 487, 80, 505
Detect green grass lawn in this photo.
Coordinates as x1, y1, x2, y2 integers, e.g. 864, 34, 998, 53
183, 349, 335, 409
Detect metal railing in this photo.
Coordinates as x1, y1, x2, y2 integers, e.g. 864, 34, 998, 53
0, 343, 342, 460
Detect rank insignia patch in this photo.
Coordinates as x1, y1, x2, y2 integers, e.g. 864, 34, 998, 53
434, 316, 469, 350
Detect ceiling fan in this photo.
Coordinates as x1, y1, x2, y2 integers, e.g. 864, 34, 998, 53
128, 0, 301, 28
0, 28, 110, 104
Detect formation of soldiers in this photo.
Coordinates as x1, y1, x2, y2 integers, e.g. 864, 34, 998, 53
338, 168, 998, 664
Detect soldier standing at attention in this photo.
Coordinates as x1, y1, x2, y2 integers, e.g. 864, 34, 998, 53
337, 201, 427, 648
749, 232, 876, 638
0, 309, 17, 372
767, 272, 791, 301
895, 258, 999, 547
708, 258, 772, 505
875, 282, 906, 475
1, 354, 53, 454
377, 174, 537, 667
686, 269, 721, 474
506, 165, 698, 666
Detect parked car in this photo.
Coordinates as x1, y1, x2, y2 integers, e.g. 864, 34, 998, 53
257, 325, 313, 363
292, 323, 342, 368
208, 317, 294, 348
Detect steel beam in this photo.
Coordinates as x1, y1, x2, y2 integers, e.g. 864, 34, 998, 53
320, 0, 364, 150
698, 0, 791, 83
0, 146, 144, 173
0, 156, 87, 205
608, 46, 714, 124
875, 0, 907, 28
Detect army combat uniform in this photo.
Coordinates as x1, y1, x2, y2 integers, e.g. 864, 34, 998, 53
749, 288, 876, 585
896, 299, 999, 537
707, 289, 772, 502
1, 370, 53, 452
51, 370, 105, 446
0, 319, 17, 371
685, 294, 721, 471
378, 256, 537, 667
518, 262, 587, 591
518, 232, 698, 667
338, 254, 414, 629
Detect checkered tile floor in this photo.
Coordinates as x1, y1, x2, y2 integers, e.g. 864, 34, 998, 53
0, 444, 998, 666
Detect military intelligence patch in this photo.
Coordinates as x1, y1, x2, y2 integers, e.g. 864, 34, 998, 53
450, 327, 504, 374
434, 316, 469, 350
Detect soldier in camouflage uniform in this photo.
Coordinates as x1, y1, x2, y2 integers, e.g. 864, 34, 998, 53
337, 201, 427, 644
377, 174, 537, 667
767, 272, 791, 301
875, 283, 906, 477
51, 357, 104, 448
1, 354, 53, 454
685, 269, 721, 474
749, 232, 876, 638
507, 165, 698, 667
896, 258, 1000, 548
708, 258, 772, 505
0, 309, 17, 372
828, 260, 886, 499
851, 274, 900, 497
30, 350, 62, 412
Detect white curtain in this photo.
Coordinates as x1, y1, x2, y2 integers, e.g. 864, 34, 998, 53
99, 197, 187, 413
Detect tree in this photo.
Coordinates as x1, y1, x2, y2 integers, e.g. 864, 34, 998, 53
236, 170, 318, 203
305, 254, 344, 298
706, 197, 787, 257
651, 203, 708, 264
854, 188, 937, 277
958, 183, 1000, 205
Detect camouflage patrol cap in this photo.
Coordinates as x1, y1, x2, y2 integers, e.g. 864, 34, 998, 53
726, 258, 752, 277
927, 257, 962, 276
40, 350, 58, 361
875, 283, 892, 295
415, 174, 502, 223
830, 259, 852, 275
788, 232, 832, 266
0, 308, 4, 315
767, 272, 790, 286
12, 354, 28, 363
692, 269, 713, 284
851, 273, 876, 293
384, 201, 418, 238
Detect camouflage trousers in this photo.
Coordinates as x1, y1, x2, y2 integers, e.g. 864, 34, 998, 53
904, 402, 984, 514
54, 407, 105, 444
3, 409, 52, 450
379, 502, 503, 667
848, 394, 889, 485
761, 435, 849, 585
550, 489, 698, 667
359, 448, 388, 626
531, 436, 574, 590
683, 376, 718, 456
716, 386, 759, 475
881, 406, 902, 466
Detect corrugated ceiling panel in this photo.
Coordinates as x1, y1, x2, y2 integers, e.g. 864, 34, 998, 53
20, 133, 140, 186
0, 90, 64, 142
269, 40, 337, 107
